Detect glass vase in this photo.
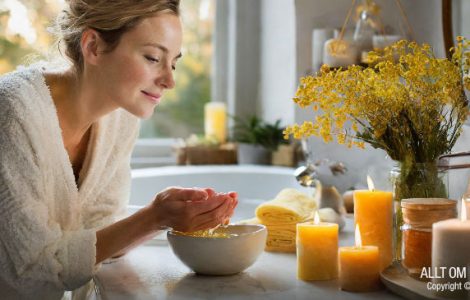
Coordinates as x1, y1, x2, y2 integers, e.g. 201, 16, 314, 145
389, 161, 449, 263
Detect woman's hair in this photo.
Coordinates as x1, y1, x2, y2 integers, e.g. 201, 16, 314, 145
55, 0, 180, 73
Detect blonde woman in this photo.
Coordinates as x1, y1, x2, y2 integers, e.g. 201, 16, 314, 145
0, 0, 237, 299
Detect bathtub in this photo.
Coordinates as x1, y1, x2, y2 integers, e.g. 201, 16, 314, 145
129, 165, 313, 223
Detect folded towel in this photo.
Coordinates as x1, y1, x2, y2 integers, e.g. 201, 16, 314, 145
265, 223, 297, 253
266, 236, 296, 253
255, 188, 316, 224
238, 210, 345, 253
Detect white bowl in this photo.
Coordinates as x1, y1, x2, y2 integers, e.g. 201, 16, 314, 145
167, 224, 267, 275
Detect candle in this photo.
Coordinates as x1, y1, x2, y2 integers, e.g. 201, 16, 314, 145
432, 199, 470, 299
204, 102, 227, 143
296, 212, 338, 281
339, 225, 381, 292
323, 38, 358, 68
354, 176, 393, 270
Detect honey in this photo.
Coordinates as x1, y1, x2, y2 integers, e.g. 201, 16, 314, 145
401, 198, 456, 277
172, 229, 236, 238
402, 226, 432, 274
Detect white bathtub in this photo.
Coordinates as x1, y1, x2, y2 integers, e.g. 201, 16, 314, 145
129, 165, 313, 223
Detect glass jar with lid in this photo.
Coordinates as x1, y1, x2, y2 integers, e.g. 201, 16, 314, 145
401, 198, 457, 278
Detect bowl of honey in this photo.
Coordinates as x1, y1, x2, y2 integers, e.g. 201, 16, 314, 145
167, 224, 267, 275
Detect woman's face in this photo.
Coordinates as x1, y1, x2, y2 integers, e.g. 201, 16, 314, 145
94, 13, 182, 119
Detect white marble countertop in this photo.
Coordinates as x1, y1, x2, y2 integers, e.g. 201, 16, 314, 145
94, 217, 404, 300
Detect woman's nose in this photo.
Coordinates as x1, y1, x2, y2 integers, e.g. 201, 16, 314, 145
155, 65, 175, 90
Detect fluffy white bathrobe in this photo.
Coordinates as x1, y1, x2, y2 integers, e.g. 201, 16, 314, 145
0, 65, 140, 299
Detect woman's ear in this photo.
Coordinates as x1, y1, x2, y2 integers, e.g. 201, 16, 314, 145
81, 28, 104, 66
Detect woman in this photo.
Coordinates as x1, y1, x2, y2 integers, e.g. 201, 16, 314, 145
0, 0, 237, 299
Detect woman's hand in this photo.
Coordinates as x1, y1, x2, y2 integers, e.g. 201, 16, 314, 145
96, 187, 237, 263
150, 187, 238, 232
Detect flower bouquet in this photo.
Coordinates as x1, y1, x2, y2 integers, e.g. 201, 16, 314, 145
284, 38, 470, 261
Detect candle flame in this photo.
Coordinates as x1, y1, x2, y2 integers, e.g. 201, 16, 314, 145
314, 211, 321, 225
355, 224, 362, 248
461, 198, 467, 222
366, 175, 375, 191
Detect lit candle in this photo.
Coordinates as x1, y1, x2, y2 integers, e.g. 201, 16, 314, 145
296, 212, 338, 281
339, 225, 381, 292
432, 199, 470, 299
204, 102, 227, 143
354, 176, 393, 270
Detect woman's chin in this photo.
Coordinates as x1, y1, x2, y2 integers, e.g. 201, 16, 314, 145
126, 106, 155, 120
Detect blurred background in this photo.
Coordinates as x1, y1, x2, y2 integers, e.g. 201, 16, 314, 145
0, 0, 214, 139
2, 0, 470, 198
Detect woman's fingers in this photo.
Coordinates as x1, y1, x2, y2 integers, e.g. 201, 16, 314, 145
190, 194, 234, 230
152, 187, 239, 232
204, 188, 216, 197
173, 187, 208, 201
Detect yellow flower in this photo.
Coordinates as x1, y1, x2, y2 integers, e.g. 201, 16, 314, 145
287, 38, 469, 162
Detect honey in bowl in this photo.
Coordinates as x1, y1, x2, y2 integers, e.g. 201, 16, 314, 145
172, 226, 238, 238
167, 224, 267, 275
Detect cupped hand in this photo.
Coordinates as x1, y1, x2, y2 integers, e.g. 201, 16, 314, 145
150, 187, 238, 232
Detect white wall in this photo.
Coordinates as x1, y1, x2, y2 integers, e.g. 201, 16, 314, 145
229, 0, 469, 197
290, 0, 448, 191
258, 0, 296, 125
453, 0, 470, 39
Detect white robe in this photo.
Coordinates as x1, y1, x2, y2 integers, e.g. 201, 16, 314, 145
0, 65, 139, 299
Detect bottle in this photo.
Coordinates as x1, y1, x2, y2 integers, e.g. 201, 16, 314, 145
353, 0, 380, 63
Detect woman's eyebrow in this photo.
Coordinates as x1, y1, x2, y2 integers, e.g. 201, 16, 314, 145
143, 42, 182, 60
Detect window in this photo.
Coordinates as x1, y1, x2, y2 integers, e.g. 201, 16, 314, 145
0, 0, 62, 73
0, 0, 215, 140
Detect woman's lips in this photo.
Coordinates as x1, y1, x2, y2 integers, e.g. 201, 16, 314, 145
141, 90, 162, 104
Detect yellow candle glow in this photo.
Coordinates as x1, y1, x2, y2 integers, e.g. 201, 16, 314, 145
296, 212, 338, 281
354, 176, 393, 270
339, 225, 381, 292
204, 102, 227, 143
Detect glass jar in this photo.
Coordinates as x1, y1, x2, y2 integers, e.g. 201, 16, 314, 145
400, 198, 457, 278
390, 162, 449, 263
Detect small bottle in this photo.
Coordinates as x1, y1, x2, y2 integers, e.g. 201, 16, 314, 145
401, 198, 457, 278
353, 0, 380, 63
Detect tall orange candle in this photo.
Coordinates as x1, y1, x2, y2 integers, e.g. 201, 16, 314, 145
297, 212, 338, 281
354, 176, 393, 270
339, 225, 381, 292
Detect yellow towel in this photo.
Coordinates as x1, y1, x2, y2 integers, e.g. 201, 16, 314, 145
265, 223, 297, 253
266, 238, 296, 253
255, 188, 316, 224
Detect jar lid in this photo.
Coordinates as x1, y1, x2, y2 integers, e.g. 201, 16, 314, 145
401, 198, 457, 226
401, 198, 456, 210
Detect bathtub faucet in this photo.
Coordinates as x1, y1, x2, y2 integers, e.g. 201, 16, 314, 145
294, 139, 348, 189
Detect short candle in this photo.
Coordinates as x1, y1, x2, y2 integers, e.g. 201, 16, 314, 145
339, 225, 381, 292
296, 212, 338, 281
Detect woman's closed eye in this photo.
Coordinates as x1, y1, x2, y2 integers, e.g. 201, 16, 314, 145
144, 55, 160, 63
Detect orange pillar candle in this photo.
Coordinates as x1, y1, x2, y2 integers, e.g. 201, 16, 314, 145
339, 225, 381, 292
354, 176, 393, 270
297, 212, 339, 281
